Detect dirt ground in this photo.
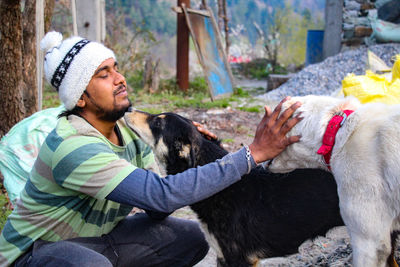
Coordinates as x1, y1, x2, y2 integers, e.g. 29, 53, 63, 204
174, 107, 263, 152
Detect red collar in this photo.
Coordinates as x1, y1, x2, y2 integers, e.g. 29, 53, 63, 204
317, 110, 354, 170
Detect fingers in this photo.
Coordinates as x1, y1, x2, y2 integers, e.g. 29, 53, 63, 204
264, 105, 272, 117
203, 129, 217, 140
268, 97, 287, 124
256, 103, 276, 132
192, 121, 201, 128
279, 112, 303, 136
193, 121, 217, 140
286, 135, 301, 145
275, 101, 301, 130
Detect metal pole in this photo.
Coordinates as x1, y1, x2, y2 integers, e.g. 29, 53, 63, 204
176, 0, 190, 91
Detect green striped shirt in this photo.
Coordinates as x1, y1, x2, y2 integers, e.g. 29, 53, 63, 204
0, 115, 156, 266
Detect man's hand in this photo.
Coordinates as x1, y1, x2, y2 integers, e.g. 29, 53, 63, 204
249, 97, 302, 164
193, 121, 217, 140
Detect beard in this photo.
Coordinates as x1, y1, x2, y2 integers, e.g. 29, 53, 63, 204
88, 95, 132, 122
99, 102, 131, 122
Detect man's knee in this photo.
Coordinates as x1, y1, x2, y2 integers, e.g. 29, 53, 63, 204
28, 240, 112, 267
169, 218, 209, 264
182, 219, 208, 250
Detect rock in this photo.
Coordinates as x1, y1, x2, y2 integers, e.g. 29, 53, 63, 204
267, 74, 295, 91
354, 26, 373, 37
378, 0, 400, 23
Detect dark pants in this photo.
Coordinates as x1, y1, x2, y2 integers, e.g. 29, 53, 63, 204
14, 213, 209, 267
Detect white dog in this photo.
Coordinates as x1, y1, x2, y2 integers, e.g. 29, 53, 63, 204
268, 95, 400, 267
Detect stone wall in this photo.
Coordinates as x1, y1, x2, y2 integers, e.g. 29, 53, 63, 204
342, 0, 400, 48
342, 0, 376, 48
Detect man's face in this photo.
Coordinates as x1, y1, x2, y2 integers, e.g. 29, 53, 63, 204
84, 58, 131, 122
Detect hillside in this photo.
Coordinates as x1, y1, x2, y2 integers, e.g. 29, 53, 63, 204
108, 0, 325, 40
106, 0, 325, 70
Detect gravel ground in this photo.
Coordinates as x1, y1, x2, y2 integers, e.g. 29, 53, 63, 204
257, 43, 400, 102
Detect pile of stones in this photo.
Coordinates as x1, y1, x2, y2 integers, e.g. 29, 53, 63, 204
257, 43, 400, 102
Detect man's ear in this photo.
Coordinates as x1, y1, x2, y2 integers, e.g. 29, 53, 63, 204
76, 97, 86, 108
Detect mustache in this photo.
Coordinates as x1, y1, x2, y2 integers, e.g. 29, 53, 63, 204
113, 84, 126, 96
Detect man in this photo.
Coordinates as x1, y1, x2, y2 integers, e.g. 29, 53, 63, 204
0, 32, 302, 267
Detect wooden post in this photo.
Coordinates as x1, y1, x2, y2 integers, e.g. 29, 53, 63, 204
176, 0, 190, 91
75, 0, 105, 42
36, 0, 44, 110
323, 0, 343, 59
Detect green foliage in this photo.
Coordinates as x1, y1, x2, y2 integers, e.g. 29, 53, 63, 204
222, 138, 235, 144
238, 106, 261, 113
248, 66, 270, 80
275, 3, 324, 66
107, 0, 176, 36
234, 87, 250, 97
105, 1, 157, 90
233, 59, 287, 80
42, 84, 61, 109
139, 107, 164, 114
235, 59, 270, 79
189, 77, 209, 94
126, 70, 144, 91
0, 183, 12, 233
228, 0, 286, 45
136, 76, 204, 95
129, 75, 261, 112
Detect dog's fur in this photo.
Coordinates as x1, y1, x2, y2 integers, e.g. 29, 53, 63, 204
268, 95, 400, 267
124, 109, 343, 267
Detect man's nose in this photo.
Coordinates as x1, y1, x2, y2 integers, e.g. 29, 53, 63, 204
114, 71, 125, 85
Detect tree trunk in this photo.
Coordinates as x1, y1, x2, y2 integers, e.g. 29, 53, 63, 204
222, 0, 229, 55
0, 0, 25, 137
217, 0, 229, 55
44, 0, 55, 32
200, 0, 207, 9
22, 0, 37, 116
217, 0, 223, 31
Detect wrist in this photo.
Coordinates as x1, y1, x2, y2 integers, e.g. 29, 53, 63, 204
248, 143, 260, 164
244, 145, 257, 173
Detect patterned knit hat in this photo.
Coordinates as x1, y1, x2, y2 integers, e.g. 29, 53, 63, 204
40, 31, 116, 110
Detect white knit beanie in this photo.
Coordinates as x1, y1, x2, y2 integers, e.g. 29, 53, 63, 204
40, 31, 116, 110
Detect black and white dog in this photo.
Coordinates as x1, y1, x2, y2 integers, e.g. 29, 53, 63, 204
124, 109, 344, 267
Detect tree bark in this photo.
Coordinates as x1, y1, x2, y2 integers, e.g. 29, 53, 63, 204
22, 0, 37, 116
200, 0, 207, 9
0, 0, 25, 137
217, 0, 223, 31
217, 0, 229, 55
44, 0, 55, 32
222, 0, 229, 55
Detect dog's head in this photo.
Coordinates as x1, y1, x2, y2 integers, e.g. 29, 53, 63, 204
268, 95, 360, 173
124, 109, 222, 175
